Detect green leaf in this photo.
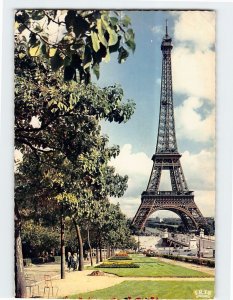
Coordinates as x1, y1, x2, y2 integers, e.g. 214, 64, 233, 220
83, 46, 92, 69
109, 36, 121, 53
64, 56, 72, 67
103, 48, 110, 63
126, 39, 136, 52
29, 45, 40, 57
92, 64, 100, 80
41, 43, 49, 58
64, 66, 76, 81
50, 51, 64, 71
29, 33, 38, 46
124, 28, 134, 42
91, 31, 100, 52
97, 19, 108, 47
92, 43, 107, 65
121, 15, 131, 27
107, 28, 118, 46
72, 15, 89, 37
31, 10, 45, 20
49, 47, 57, 57
109, 17, 118, 27
71, 54, 82, 68
100, 14, 109, 29
18, 24, 26, 33
118, 47, 129, 63
19, 52, 26, 59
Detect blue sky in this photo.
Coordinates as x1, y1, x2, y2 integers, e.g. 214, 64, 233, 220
93, 10, 216, 219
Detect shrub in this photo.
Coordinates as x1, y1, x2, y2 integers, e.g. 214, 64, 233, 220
98, 262, 140, 268
31, 257, 46, 264
109, 256, 132, 261
145, 252, 158, 257
207, 260, 215, 268
156, 254, 215, 268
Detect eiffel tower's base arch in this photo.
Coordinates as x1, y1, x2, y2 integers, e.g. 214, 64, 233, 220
131, 191, 208, 233
149, 207, 199, 231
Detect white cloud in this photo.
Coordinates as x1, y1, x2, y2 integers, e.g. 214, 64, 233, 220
110, 196, 141, 218
172, 47, 215, 102
110, 144, 152, 197
175, 97, 215, 142
181, 149, 215, 191
151, 25, 163, 35
174, 11, 215, 51
166, 10, 216, 163
110, 144, 152, 177
195, 190, 215, 217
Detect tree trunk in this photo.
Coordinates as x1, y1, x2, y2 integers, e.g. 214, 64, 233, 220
96, 245, 99, 264
87, 228, 93, 266
73, 219, 84, 271
15, 204, 27, 298
107, 245, 110, 259
60, 204, 65, 279
110, 247, 113, 257
99, 241, 103, 262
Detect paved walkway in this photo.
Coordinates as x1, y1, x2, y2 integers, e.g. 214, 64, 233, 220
24, 260, 214, 298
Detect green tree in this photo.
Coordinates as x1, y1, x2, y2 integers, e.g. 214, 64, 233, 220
15, 10, 135, 83
21, 221, 60, 258
14, 9, 136, 298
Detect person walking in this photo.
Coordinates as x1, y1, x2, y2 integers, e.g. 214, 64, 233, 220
72, 253, 78, 271
67, 252, 73, 272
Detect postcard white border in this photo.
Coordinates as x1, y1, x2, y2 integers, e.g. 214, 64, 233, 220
1, 1, 233, 299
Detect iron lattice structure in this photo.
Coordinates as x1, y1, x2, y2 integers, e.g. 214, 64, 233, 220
132, 24, 207, 232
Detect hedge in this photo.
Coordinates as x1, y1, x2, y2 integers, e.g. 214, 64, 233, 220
146, 253, 215, 268
109, 256, 132, 261
30, 256, 56, 264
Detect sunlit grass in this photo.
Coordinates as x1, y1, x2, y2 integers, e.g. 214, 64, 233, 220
86, 255, 213, 278
70, 280, 215, 299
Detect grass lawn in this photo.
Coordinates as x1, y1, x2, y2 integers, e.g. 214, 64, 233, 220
70, 280, 215, 299
86, 255, 213, 278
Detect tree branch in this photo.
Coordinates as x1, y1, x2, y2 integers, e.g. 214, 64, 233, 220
44, 12, 66, 26
15, 138, 55, 153
15, 112, 76, 133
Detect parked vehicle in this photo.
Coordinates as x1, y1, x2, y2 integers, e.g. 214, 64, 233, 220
187, 253, 196, 256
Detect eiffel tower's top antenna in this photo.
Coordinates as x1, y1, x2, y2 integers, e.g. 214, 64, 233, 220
166, 19, 168, 36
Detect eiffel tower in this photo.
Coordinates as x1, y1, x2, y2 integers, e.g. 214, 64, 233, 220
132, 22, 207, 232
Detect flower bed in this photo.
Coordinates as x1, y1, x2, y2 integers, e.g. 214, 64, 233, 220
97, 261, 140, 268
115, 251, 128, 257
